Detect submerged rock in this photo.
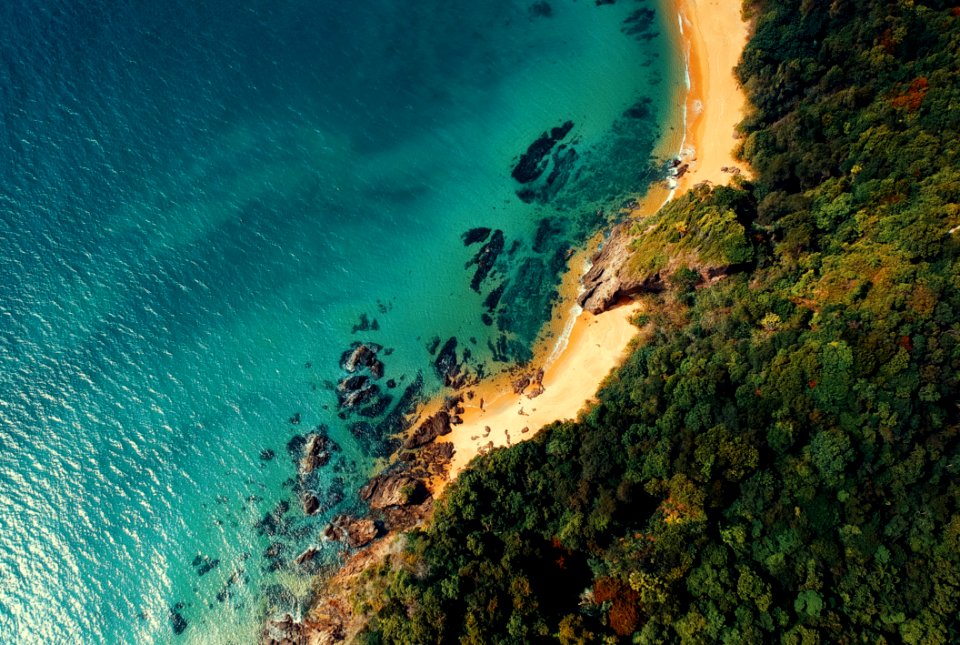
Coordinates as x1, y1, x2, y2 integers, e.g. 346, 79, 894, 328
484, 282, 506, 312
461, 227, 492, 246
433, 337, 461, 385
196, 557, 220, 577
255, 501, 291, 537
376, 372, 425, 437
529, 1, 553, 18
351, 313, 380, 334
511, 120, 574, 184
169, 607, 188, 636
465, 229, 505, 292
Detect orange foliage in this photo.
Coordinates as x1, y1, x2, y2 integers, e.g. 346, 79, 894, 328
593, 578, 640, 636
891, 77, 929, 112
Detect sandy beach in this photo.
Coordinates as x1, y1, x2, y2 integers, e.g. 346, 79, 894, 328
674, 0, 752, 191
427, 0, 753, 487
301, 4, 755, 640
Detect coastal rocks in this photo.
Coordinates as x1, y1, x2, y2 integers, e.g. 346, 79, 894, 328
293, 546, 320, 567
302, 492, 321, 516
511, 368, 545, 397
261, 613, 306, 645
529, 1, 553, 18
256, 501, 291, 537
324, 515, 382, 549
578, 221, 663, 314
434, 337, 461, 386
465, 229, 505, 292
527, 368, 546, 398
340, 342, 384, 376
351, 313, 380, 334
622, 7, 657, 41
299, 483, 345, 517
336, 375, 379, 409
400, 441, 455, 479
461, 227, 492, 246
299, 431, 333, 476
169, 605, 188, 636
359, 471, 429, 510
512, 120, 574, 184
404, 410, 452, 449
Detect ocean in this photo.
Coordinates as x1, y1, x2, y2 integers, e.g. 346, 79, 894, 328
0, 0, 681, 641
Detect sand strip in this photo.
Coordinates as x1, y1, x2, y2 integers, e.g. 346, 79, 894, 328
673, 0, 752, 191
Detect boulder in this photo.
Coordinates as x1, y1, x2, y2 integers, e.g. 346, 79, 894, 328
404, 410, 452, 449
261, 613, 305, 645
359, 472, 428, 510
301, 492, 320, 516
324, 515, 381, 549
340, 342, 384, 375
293, 546, 320, 566
299, 432, 331, 476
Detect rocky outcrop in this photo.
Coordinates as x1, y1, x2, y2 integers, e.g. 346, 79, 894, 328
359, 471, 429, 510
337, 375, 380, 409
402, 441, 455, 479
261, 613, 306, 645
404, 410, 452, 449
324, 515, 382, 549
299, 431, 332, 476
527, 368, 545, 398
340, 342, 384, 376
302, 492, 321, 516
578, 221, 664, 314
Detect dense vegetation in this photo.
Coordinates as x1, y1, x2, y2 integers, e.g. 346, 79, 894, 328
356, 1, 960, 642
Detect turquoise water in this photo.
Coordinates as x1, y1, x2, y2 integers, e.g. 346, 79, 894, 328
0, 0, 681, 641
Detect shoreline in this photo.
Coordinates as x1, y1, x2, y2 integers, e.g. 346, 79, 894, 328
428, 0, 753, 490
294, 1, 753, 640
671, 0, 752, 192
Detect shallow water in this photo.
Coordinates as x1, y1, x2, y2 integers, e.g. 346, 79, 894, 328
0, 0, 681, 641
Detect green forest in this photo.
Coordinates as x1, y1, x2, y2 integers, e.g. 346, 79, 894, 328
354, 0, 960, 642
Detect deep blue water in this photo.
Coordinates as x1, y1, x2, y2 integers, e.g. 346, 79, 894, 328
0, 0, 681, 641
